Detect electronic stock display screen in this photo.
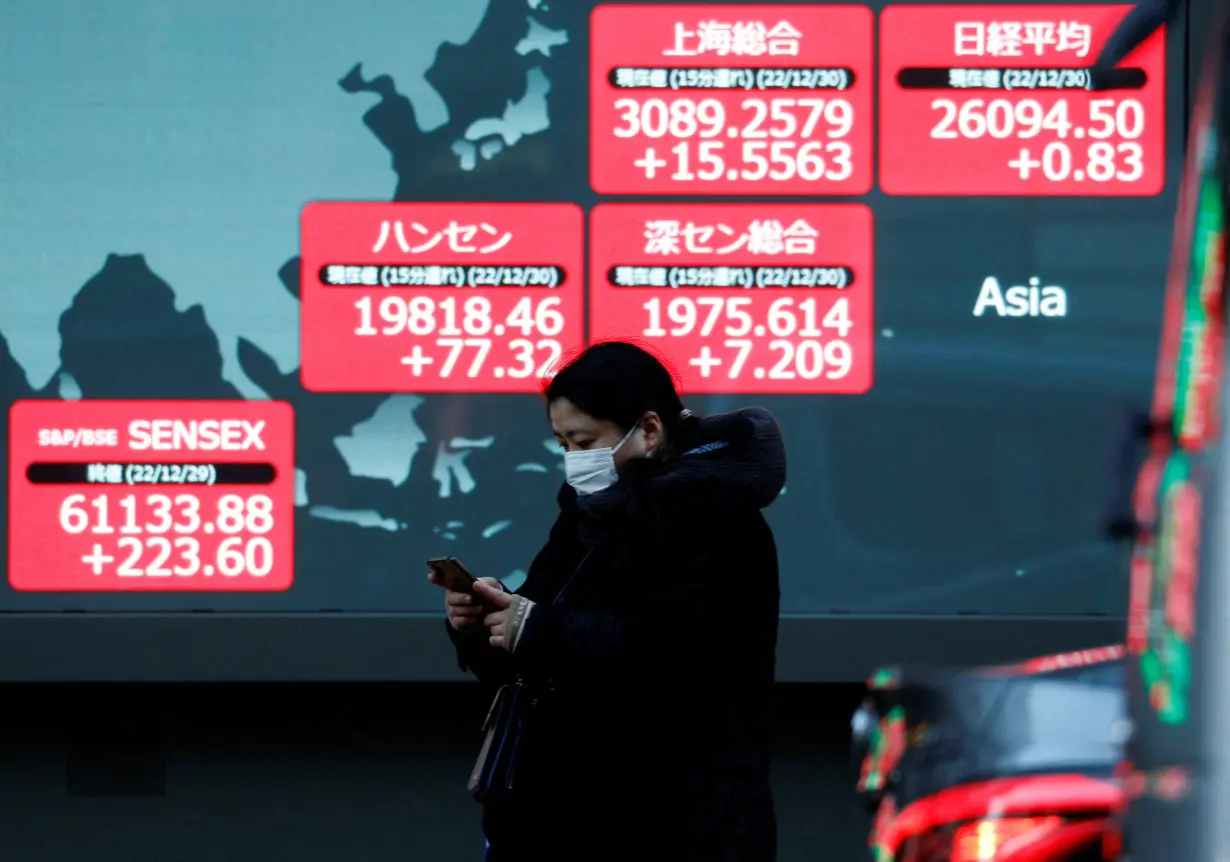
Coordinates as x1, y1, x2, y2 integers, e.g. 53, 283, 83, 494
0, 0, 1183, 621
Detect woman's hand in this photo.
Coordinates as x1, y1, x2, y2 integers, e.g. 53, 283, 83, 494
427, 572, 503, 632
472, 582, 536, 653
472, 580, 522, 651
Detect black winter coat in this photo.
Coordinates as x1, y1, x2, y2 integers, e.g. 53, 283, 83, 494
448, 407, 785, 862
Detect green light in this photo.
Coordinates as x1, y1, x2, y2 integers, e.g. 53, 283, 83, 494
1173, 169, 1224, 441
870, 668, 899, 689
1142, 453, 1196, 726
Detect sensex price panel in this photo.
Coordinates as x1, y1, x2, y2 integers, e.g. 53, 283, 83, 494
879, 5, 1165, 195
300, 203, 585, 392
589, 204, 873, 394
590, 5, 874, 195
9, 400, 295, 591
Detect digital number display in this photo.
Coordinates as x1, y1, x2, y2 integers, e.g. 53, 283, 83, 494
9, 401, 294, 591
589, 203, 873, 394
590, 4, 874, 195
300, 203, 585, 392
879, 5, 1165, 195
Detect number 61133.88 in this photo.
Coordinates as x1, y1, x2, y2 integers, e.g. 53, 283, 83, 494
58, 493, 275, 536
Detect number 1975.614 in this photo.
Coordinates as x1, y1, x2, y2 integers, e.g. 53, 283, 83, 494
641, 296, 852, 338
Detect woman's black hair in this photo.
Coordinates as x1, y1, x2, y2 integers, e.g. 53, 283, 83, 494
545, 341, 692, 445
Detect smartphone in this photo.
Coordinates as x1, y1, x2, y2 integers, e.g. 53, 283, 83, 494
427, 556, 478, 593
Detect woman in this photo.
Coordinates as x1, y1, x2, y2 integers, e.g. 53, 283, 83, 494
429, 341, 785, 862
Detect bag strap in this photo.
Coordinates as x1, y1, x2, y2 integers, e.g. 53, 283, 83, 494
512, 549, 597, 692
551, 548, 595, 606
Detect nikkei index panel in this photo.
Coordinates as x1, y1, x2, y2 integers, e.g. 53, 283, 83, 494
879, 5, 1165, 195
590, 5, 874, 195
300, 203, 586, 393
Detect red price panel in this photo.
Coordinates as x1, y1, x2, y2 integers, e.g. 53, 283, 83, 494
590, 5, 873, 195
9, 400, 295, 592
589, 204, 873, 394
300, 203, 585, 392
879, 5, 1165, 195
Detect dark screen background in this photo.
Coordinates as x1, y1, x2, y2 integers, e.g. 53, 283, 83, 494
0, 0, 1184, 616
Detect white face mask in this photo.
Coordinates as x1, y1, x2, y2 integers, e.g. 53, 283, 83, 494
564, 424, 639, 496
